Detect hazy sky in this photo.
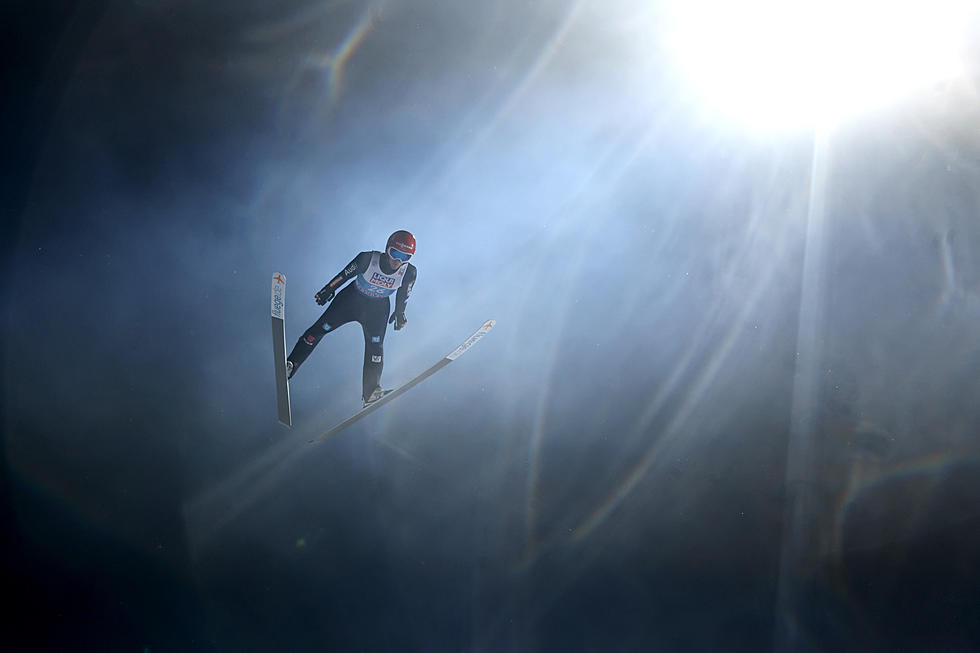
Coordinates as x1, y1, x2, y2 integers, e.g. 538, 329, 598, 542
3, 1, 979, 651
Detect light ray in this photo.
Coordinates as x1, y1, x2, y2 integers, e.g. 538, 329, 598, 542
773, 126, 832, 651
572, 218, 792, 541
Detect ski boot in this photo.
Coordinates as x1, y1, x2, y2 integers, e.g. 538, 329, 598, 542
363, 386, 392, 408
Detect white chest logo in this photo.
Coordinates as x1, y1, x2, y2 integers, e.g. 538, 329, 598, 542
370, 271, 396, 288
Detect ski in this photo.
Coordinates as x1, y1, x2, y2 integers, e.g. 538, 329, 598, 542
310, 319, 496, 443
271, 272, 292, 427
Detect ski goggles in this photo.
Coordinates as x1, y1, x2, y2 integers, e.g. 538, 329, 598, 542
388, 247, 412, 262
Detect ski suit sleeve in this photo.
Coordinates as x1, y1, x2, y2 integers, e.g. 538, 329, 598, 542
394, 263, 416, 317
316, 252, 371, 302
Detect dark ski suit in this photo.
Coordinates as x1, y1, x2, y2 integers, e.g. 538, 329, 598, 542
287, 251, 416, 402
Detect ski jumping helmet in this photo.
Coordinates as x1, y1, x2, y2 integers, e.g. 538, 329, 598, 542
386, 230, 416, 264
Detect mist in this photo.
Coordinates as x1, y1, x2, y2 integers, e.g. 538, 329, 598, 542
3, 1, 979, 651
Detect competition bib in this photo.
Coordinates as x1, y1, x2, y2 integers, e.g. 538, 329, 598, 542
354, 251, 408, 298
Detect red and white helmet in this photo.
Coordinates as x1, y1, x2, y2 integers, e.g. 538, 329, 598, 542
386, 230, 416, 263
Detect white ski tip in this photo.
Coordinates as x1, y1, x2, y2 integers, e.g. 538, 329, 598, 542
446, 319, 495, 361
271, 272, 286, 320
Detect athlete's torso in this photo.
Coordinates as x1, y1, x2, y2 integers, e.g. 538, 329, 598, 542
354, 251, 409, 299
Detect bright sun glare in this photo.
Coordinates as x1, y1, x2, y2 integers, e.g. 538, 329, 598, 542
666, 0, 975, 129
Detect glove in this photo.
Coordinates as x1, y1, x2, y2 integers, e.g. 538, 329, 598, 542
389, 312, 407, 330
314, 285, 335, 305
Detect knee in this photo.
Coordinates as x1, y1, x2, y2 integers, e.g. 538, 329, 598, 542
302, 330, 321, 347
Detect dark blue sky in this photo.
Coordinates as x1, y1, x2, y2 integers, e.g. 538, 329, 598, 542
3, 1, 979, 651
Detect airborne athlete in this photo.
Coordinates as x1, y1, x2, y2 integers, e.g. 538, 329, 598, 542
286, 230, 417, 407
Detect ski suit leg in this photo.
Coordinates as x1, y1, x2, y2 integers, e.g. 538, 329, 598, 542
286, 288, 356, 374
360, 298, 391, 402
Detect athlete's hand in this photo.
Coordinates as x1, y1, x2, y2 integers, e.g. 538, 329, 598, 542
314, 285, 335, 305
389, 312, 407, 330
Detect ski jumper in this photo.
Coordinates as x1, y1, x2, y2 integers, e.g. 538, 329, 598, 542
287, 251, 417, 402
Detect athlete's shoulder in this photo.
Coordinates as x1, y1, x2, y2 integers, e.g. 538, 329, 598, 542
342, 251, 373, 276
404, 262, 417, 279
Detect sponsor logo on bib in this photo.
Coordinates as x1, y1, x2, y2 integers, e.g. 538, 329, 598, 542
370, 272, 396, 288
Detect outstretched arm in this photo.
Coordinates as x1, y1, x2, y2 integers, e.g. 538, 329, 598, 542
315, 252, 371, 305
390, 264, 417, 329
